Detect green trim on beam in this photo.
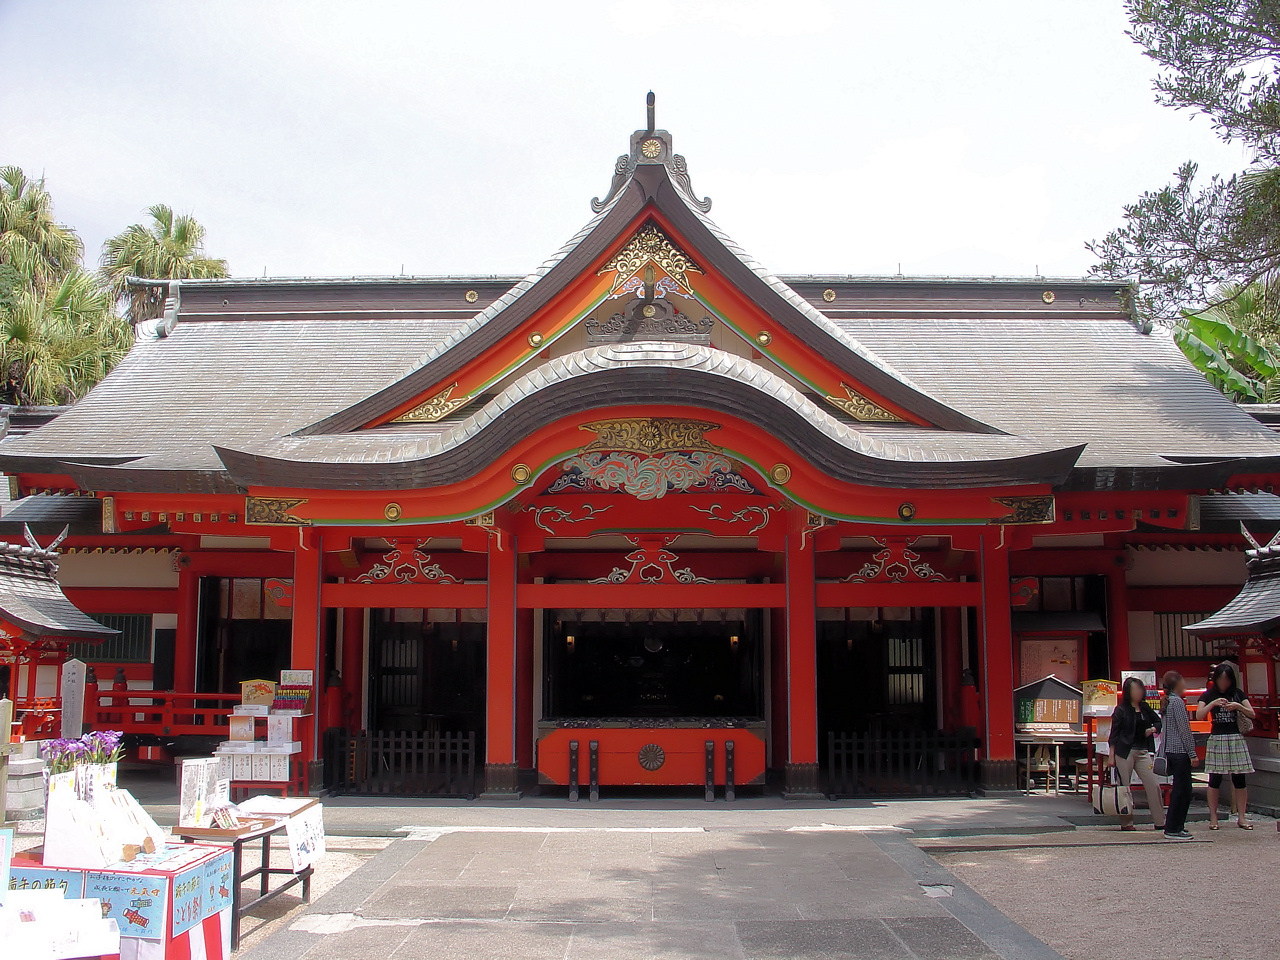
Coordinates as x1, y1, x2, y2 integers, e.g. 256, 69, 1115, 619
473, 290, 612, 396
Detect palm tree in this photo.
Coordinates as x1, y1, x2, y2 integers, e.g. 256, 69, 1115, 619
100, 204, 228, 324
0, 166, 84, 292
0, 268, 131, 405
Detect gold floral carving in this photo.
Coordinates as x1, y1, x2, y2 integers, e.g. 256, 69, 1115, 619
990, 496, 1055, 524
245, 497, 311, 525
579, 418, 721, 455
598, 223, 703, 295
824, 384, 905, 423
391, 382, 470, 424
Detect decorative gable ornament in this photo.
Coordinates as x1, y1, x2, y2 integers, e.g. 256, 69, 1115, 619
391, 382, 471, 424
598, 223, 703, 297
591, 93, 711, 214
579, 417, 721, 455
585, 299, 712, 345
824, 384, 904, 423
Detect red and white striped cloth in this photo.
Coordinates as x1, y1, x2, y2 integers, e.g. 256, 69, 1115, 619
117, 908, 230, 960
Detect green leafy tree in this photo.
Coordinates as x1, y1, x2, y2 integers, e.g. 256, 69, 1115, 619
1089, 2, 1280, 325
1176, 282, 1280, 400
0, 165, 131, 404
0, 166, 84, 293
0, 269, 132, 405
100, 204, 228, 324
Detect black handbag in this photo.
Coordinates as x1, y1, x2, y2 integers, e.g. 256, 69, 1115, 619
1153, 708, 1169, 776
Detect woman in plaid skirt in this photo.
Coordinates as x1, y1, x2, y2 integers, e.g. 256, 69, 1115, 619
1196, 662, 1257, 830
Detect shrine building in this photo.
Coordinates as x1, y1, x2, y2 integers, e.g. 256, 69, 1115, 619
2, 102, 1280, 798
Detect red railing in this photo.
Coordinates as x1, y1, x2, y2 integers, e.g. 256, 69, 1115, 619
9, 697, 60, 739
89, 690, 242, 738
1247, 696, 1280, 738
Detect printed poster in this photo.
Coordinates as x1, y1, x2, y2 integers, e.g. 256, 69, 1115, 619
203, 850, 234, 917
180, 757, 221, 827
85, 870, 169, 940
285, 803, 326, 872
7, 864, 85, 899
171, 863, 206, 937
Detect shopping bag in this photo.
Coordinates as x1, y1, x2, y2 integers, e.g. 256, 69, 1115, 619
1091, 767, 1132, 817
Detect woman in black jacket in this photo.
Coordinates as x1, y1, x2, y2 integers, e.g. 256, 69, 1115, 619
1107, 677, 1166, 832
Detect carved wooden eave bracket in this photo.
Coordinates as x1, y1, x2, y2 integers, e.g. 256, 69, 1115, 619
842, 537, 950, 583
589, 535, 713, 585
353, 541, 463, 585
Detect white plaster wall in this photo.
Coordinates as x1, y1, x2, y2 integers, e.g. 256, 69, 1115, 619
1246, 662, 1270, 696
57, 552, 179, 589
1128, 611, 1157, 661
1125, 548, 1246, 587
199, 536, 272, 549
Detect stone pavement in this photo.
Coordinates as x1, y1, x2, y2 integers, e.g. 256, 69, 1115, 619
240, 825, 1065, 960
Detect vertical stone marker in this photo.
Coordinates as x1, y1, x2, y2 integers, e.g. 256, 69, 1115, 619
61, 658, 87, 738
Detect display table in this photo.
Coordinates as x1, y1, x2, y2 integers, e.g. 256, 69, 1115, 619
10, 843, 233, 960
174, 819, 311, 950
1015, 732, 1087, 794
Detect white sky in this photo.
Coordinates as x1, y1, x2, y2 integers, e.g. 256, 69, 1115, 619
0, 1, 1254, 281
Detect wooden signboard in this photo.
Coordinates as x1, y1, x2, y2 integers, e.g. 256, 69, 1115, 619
1014, 674, 1084, 733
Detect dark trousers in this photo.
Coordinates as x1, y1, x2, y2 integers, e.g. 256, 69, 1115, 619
1165, 753, 1193, 833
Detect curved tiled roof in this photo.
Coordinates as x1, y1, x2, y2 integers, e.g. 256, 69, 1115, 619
211, 341, 1081, 491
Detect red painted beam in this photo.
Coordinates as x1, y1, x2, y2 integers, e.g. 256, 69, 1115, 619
816, 581, 982, 607
183, 551, 293, 577
1127, 586, 1241, 612
321, 582, 488, 608
63, 588, 178, 614
517, 582, 787, 609
1009, 550, 1123, 576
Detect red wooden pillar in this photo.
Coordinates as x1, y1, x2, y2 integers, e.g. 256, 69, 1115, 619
1106, 566, 1131, 674
484, 531, 520, 796
769, 604, 788, 769
173, 565, 199, 692
939, 607, 964, 731
516, 606, 535, 771
341, 606, 364, 731
979, 532, 1017, 790
291, 530, 324, 790
784, 525, 821, 797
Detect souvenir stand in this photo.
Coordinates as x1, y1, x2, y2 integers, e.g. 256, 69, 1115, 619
10, 755, 235, 960
214, 674, 312, 798
2, 824, 123, 960
169, 758, 324, 950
